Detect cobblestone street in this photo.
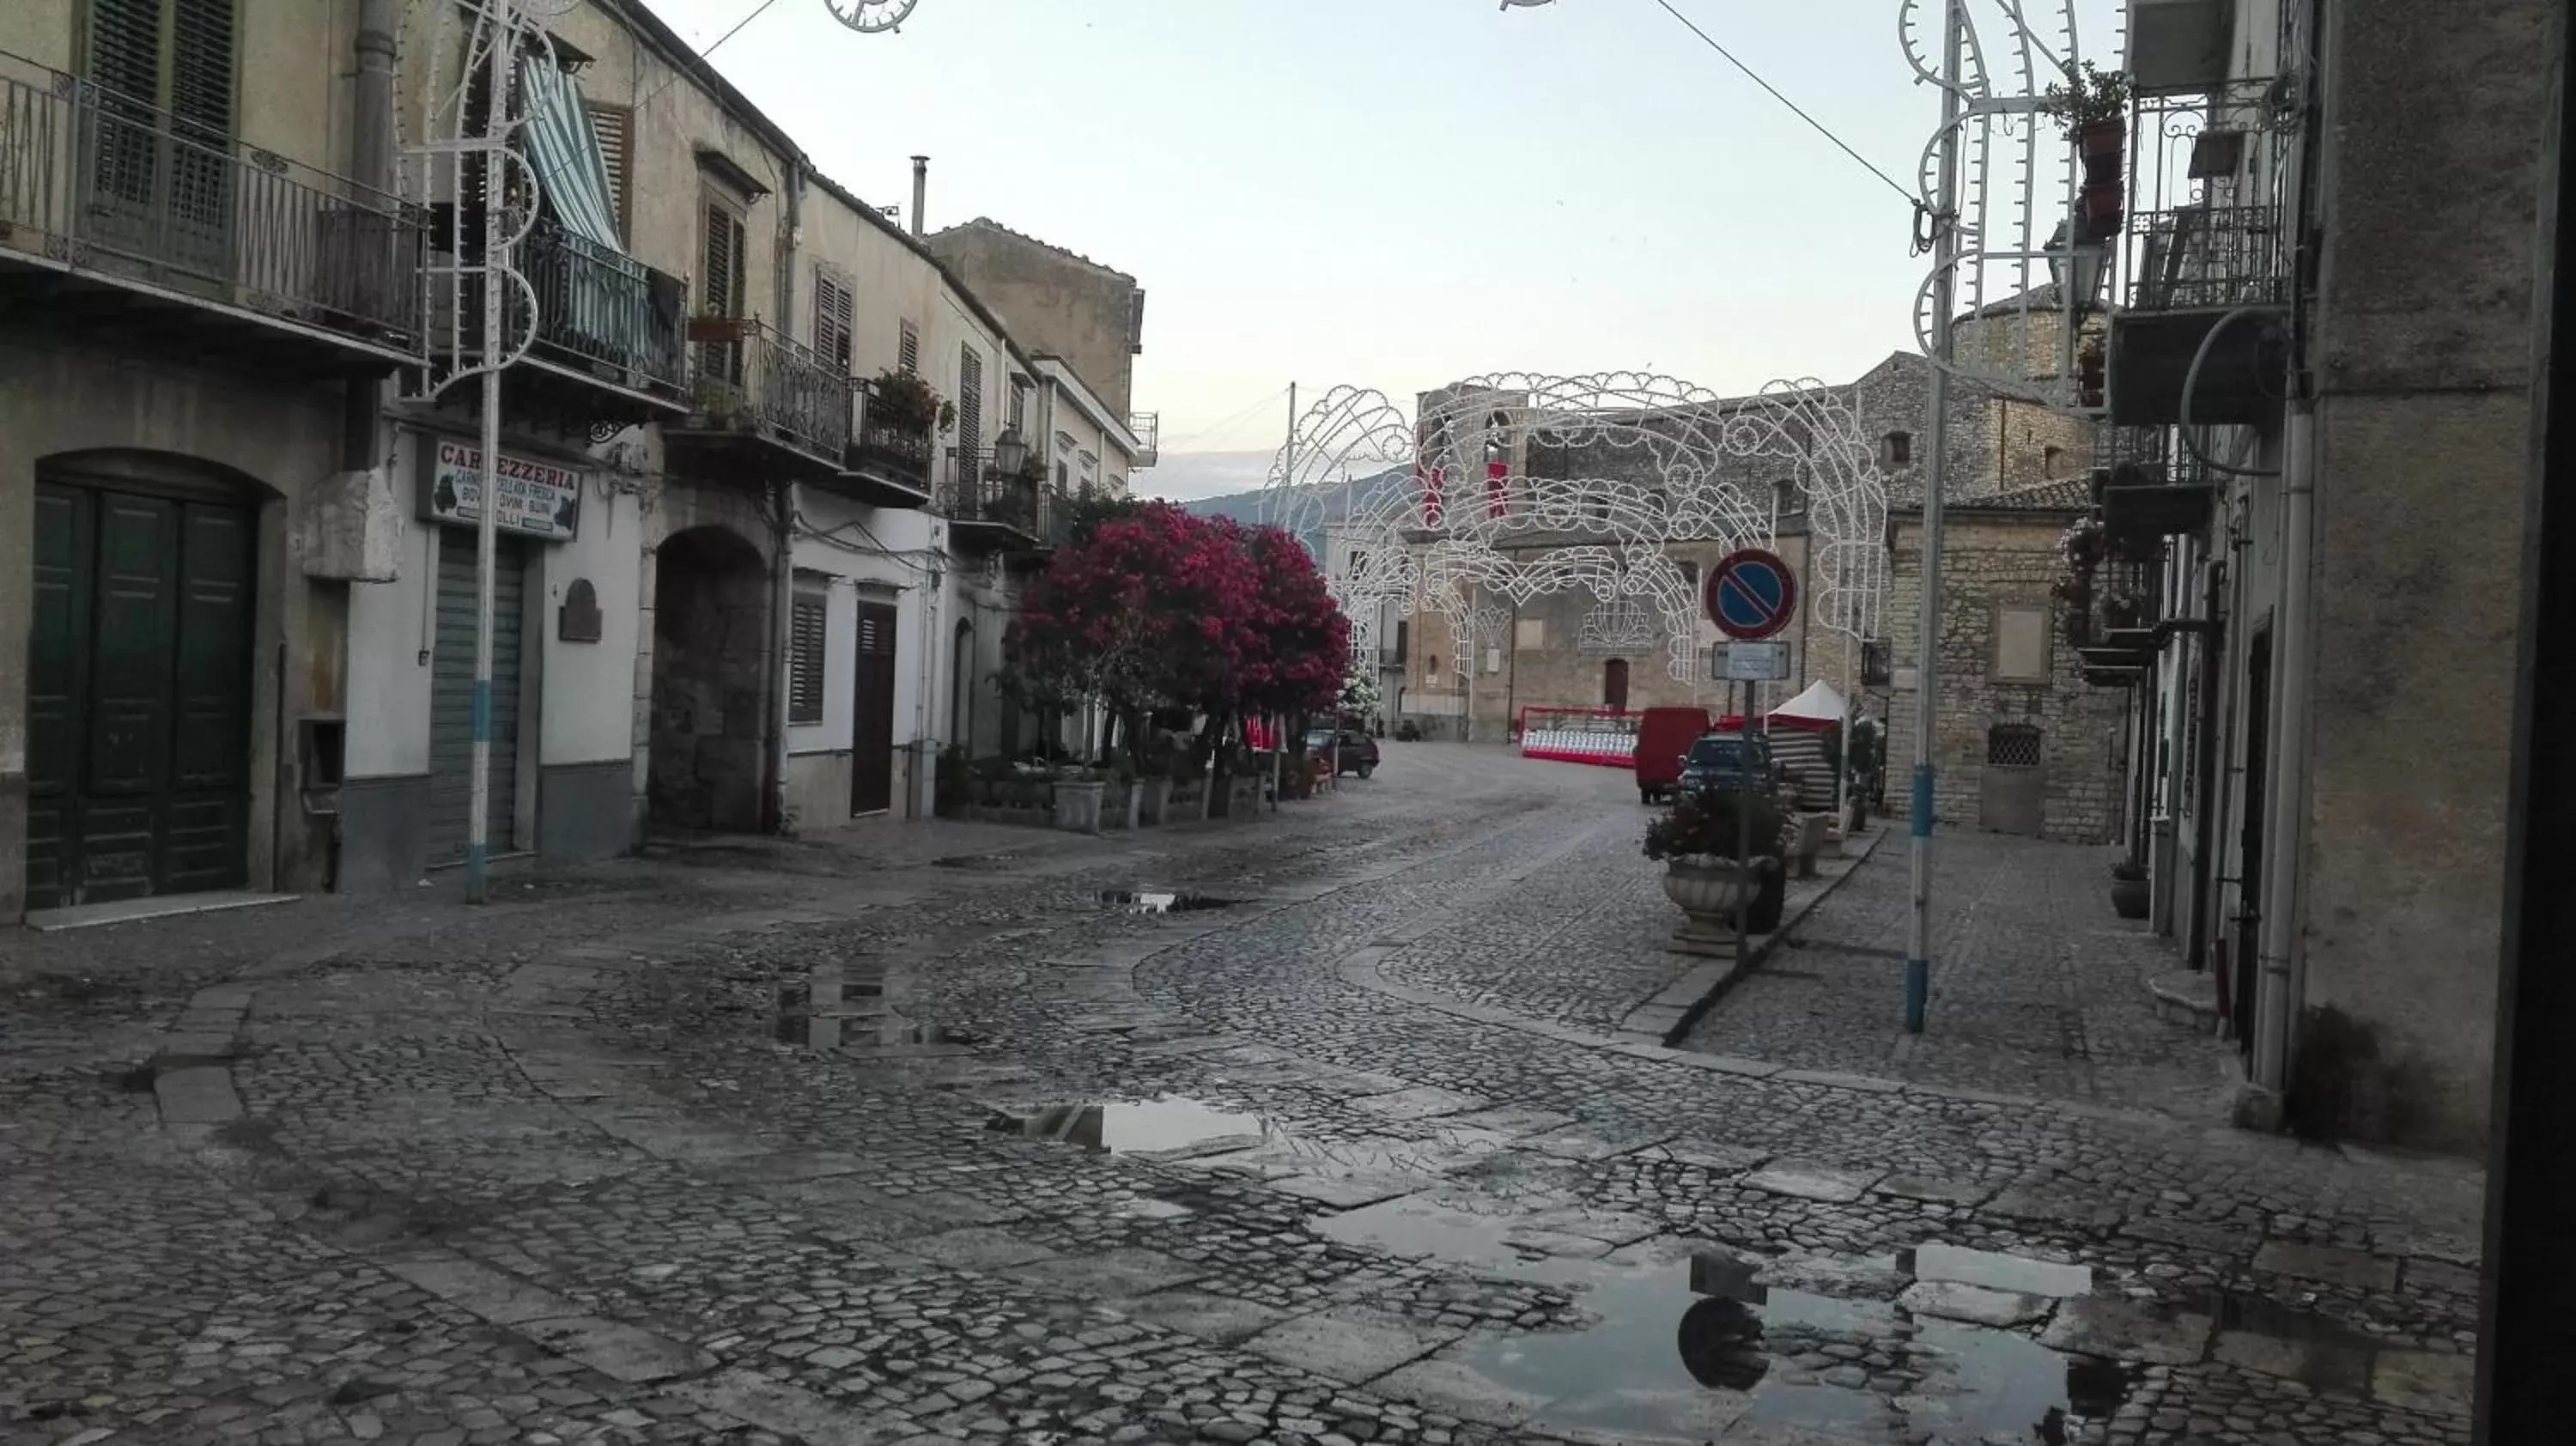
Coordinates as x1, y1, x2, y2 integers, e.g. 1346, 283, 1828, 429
2, 746, 2484, 1446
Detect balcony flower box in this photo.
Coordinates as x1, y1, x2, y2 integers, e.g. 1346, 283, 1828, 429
687, 316, 752, 343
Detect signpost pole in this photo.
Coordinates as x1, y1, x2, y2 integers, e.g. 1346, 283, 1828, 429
1734, 677, 1751, 965
1907, 0, 1967, 1031
465, 3, 511, 908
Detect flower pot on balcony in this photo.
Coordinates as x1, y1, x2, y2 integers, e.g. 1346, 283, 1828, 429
687, 316, 750, 343
2078, 119, 2126, 185
2079, 182, 2125, 241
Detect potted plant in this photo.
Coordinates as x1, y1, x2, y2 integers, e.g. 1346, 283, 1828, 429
2043, 63, 2132, 236
872, 369, 945, 434
1645, 786, 1789, 955
1053, 764, 1106, 835
2111, 858, 2151, 920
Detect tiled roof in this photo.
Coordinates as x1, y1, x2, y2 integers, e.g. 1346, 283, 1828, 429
933, 217, 1136, 283
1889, 475, 2095, 513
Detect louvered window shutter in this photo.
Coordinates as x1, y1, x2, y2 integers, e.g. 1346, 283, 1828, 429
815, 270, 854, 372
586, 102, 632, 241
957, 346, 983, 451
790, 596, 828, 724
898, 319, 919, 375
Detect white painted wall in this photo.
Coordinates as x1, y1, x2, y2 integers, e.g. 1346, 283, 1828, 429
787, 490, 948, 819
345, 522, 436, 778
539, 489, 646, 767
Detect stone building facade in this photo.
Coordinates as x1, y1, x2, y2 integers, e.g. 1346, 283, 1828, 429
1389, 341, 2101, 764
1882, 480, 2130, 846
926, 220, 1148, 419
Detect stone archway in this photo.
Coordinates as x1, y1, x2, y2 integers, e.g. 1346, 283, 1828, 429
648, 525, 770, 832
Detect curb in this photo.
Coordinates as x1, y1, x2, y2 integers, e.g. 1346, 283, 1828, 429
1621, 825, 1890, 1047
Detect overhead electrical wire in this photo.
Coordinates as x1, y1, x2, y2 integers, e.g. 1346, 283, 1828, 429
1645, 0, 1918, 207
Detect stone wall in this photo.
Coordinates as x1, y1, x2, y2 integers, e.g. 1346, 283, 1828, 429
925, 222, 1143, 417
1882, 508, 2129, 845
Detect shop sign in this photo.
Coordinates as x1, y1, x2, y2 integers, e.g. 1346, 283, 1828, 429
421, 436, 583, 540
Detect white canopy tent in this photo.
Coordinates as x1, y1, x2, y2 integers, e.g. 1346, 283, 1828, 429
1771, 679, 1850, 726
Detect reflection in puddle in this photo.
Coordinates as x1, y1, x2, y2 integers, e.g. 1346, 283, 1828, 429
986, 1097, 1271, 1157
1456, 1245, 2129, 1446
1098, 890, 1236, 914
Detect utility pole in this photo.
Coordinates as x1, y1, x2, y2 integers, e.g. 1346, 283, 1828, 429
1275, 382, 1297, 814
1906, 0, 1966, 1032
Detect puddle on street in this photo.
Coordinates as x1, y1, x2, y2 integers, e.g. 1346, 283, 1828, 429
986, 1097, 1272, 1156
1098, 890, 1236, 914
772, 963, 981, 1052
1438, 1242, 2131, 1446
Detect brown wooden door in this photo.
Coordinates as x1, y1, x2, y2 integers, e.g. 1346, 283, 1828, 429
1603, 658, 1630, 711
851, 601, 899, 815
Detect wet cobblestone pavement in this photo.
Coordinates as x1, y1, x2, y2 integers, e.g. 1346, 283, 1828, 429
3, 746, 2483, 1444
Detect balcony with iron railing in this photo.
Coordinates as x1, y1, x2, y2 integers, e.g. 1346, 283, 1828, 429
514, 217, 688, 421
0, 52, 423, 372
943, 447, 1043, 553
2108, 76, 2299, 429
831, 375, 937, 507
1128, 411, 1159, 468
665, 317, 850, 481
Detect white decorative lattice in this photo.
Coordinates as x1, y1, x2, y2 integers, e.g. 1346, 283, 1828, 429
1262, 373, 1891, 689
1899, 0, 2099, 406
400, 0, 550, 401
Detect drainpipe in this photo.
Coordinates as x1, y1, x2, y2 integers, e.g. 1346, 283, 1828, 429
342, 0, 397, 471
762, 161, 805, 834
2252, 404, 2318, 1094
2188, 550, 2227, 970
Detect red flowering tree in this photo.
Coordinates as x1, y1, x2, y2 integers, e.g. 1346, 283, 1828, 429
1230, 524, 1352, 722
1004, 502, 1259, 760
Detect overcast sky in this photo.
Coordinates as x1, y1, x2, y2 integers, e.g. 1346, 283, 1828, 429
636, 0, 2117, 500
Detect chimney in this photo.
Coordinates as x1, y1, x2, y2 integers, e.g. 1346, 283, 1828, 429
910, 155, 929, 238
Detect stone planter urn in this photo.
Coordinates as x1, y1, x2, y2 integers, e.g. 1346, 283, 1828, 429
1224, 774, 1263, 819
1102, 781, 1141, 830
1137, 777, 1173, 826
2111, 864, 2151, 920
1662, 856, 1784, 958
1054, 779, 1106, 835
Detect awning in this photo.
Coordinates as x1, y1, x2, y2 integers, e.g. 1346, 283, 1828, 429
518, 58, 624, 252
1770, 679, 1850, 726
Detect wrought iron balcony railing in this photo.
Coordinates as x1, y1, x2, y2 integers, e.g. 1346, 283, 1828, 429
2118, 76, 2296, 314
945, 449, 1042, 536
0, 52, 423, 349
687, 316, 850, 467
845, 376, 935, 492
519, 218, 685, 403
1128, 410, 1159, 467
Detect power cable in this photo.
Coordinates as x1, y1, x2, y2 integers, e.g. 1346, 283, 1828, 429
632, 0, 788, 117
1159, 387, 1294, 453
1645, 0, 1917, 207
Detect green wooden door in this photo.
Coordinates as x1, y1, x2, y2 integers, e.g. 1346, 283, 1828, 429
25, 480, 255, 910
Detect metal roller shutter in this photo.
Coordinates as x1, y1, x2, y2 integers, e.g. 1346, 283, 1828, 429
428, 530, 526, 863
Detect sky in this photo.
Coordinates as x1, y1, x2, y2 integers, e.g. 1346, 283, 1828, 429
633, 0, 2119, 500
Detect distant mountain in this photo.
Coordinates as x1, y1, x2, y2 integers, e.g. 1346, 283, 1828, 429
1181, 468, 1409, 559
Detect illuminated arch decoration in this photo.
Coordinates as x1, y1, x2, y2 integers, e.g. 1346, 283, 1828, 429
1897, 0, 2103, 406
1261, 373, 1892, 689
399, 0, 559, 402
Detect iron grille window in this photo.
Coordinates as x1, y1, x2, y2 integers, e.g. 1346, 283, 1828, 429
1987, 723, 2044, 769
789, 593, 828, 725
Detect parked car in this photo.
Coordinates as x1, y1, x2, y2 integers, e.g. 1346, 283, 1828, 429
1303, 728, 1380, 778
1678, 732, 1780, 798
1634, 706, 1716, 805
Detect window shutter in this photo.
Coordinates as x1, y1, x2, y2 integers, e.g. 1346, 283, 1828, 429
168, 0, 235, 137
957, 345, 983, 451
586, 101, 632, 241
87, 0, 167, 103
789, 595, 828, 725
701, 201, 744, 315
897, 319, 920, 375
814, 269, 854, 372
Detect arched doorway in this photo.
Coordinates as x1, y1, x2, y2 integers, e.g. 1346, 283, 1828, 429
27, 451, 266, 909
1603, 659, 1631, 712
647, 526, 769, 832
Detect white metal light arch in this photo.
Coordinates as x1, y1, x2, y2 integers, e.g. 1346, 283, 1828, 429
1261, 373, 1891, 690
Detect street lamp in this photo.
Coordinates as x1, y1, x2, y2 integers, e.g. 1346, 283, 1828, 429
992, 425, 1029, 479
2047, 220, 2111, 313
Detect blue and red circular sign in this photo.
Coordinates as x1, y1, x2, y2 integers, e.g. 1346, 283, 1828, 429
1705, 548, 1798, 641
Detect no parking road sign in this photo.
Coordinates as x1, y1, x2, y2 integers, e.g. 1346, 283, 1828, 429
1705, 548, 1798, 641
